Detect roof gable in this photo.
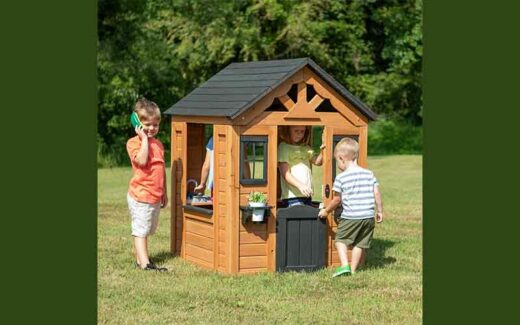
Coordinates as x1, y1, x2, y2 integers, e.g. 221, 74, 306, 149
164, 58, 376, 121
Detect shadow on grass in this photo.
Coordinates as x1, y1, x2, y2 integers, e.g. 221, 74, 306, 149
363, 238, 397, 270
150, 250, 174, 264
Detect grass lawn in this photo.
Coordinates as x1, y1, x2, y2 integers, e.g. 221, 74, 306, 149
98, 155, 422, 324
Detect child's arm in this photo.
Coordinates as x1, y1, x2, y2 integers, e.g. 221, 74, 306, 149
133, 126, 149, 166
279, 162, 313, 197
194, 152, 211, 193
318, 191, 341, 218
310, 144, 326, 166
374, 185, 383, 223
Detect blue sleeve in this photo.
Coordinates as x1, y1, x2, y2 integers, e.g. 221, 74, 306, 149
206, 137, 213, 151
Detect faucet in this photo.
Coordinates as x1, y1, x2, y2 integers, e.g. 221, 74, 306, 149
186, 179, 198, 199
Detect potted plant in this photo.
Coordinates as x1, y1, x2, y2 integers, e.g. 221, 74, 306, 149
248, 191, 268, 222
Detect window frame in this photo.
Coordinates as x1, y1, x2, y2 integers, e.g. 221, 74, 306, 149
240, 135, 268, 185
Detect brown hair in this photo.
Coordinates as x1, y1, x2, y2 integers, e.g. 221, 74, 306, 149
335, 137, 359, 160
134, 98, 161, 121
278, 125, 312, 145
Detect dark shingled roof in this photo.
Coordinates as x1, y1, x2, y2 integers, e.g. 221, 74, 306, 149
164, 58, 376, 121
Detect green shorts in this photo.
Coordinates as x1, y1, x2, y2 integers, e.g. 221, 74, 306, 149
335, 218, 375, 249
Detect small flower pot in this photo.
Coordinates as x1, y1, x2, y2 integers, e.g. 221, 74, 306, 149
249, 202, 266, 222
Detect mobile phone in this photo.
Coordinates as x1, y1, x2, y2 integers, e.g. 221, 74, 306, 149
130, 112, 143, 128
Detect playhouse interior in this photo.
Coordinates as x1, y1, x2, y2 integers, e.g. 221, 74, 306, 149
183, 122, 337, 213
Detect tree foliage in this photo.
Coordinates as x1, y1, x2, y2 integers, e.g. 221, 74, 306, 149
98, 0, 422, 166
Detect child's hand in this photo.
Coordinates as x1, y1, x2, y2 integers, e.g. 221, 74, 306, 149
318, 209, 328, 219
161, 195, 168, 208
194, 183, 205, 193
298, 184, 313, 197
135, 125, 147, 140
376, 212, 383, 223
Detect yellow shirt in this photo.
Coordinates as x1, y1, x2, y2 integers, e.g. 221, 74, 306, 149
278, 142, 314, 199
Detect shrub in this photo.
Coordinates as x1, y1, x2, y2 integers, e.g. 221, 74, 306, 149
368, 118, 422, 155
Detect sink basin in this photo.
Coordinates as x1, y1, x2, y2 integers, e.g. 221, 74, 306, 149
188, 194, 212, 204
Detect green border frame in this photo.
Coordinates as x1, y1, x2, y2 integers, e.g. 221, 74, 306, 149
3, 0, 520, 323
424, 1, 520, 323
1, 1, 96, 323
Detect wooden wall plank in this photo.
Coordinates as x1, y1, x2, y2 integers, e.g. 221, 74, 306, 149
239, 222, 267, 233
266, 125, 278, 271
185, 232, 213, 251
171, 121, 187, 256
185, 254, 213, 269
240, 256, 268, 269
184, 211, 214, 224
228, 125, 240, 273
218, 255, 227, 270
214, 124, 240, 273
185, 243, 214, 264
239, 268, 268, 274
358, 125, 368, 168
240, 231, 268, 244
185, 218, 214, 238
240, 243, 267, 257
251, 112, 357, 128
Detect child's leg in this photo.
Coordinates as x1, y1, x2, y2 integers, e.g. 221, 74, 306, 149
350, 246, 365, 273
133, 236, 150, 268
359, 249, 366, 267
335, 241, 350, 267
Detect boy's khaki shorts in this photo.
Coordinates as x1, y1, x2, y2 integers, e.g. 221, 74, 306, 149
127, 193, 161, 237
335, 218, 375, 249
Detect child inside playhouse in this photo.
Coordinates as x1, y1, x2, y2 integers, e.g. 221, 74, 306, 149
278, 125, 325, 207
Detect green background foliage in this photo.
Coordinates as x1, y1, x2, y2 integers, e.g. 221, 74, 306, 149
98, 0, 423, 166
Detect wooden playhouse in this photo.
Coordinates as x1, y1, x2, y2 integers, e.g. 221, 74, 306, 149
164, 58, 376, 274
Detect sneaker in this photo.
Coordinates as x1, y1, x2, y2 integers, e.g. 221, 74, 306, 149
143, 263, 168, 272
332, 265, 351, 277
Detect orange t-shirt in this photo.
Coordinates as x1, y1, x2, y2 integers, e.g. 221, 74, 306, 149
126, 136, 165, 204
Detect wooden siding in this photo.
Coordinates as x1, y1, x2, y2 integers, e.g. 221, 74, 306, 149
213, 125, 240, 273
171, 121, 187, 255
184, 212, 214, 270
237, 125, 277, 273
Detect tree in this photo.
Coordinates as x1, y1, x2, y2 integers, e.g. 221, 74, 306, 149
97, 0, 423, 166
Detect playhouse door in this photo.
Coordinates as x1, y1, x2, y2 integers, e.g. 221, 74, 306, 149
322, 126, 365, 266
275, 205, 327, 272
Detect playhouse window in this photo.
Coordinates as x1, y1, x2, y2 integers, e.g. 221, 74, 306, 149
240, 136, 268, 185
332, 135, 359, 181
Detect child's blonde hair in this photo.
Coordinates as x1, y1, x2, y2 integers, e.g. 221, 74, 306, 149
278, 125, 312, 145
134, 98, 161, 121
335, 137, 359, 160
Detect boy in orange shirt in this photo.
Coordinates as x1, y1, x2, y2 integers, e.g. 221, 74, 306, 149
126, 98, 168, 271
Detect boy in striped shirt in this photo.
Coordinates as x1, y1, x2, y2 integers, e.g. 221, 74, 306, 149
318, 137, 383, 276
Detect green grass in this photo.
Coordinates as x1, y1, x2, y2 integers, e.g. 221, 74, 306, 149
98, 155, 422, 324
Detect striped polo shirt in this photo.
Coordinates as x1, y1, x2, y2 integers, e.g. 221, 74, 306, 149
333, 166, 379, 220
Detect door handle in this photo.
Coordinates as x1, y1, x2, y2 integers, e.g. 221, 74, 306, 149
324, 184, 330, 198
